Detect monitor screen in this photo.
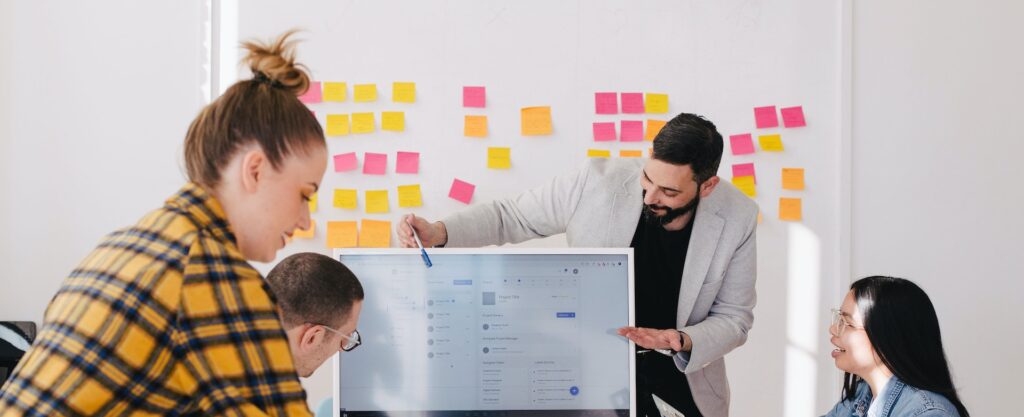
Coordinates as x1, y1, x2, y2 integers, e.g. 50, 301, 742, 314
332, 248, 634, 417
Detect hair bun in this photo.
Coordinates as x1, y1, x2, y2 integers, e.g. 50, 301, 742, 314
240, 29, 311, 96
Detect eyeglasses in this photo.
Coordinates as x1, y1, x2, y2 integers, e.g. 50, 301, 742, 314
830, 309, 863, 337
318, 325, 362, 351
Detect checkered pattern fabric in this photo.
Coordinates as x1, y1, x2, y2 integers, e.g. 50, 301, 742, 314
0, 183, 311, 417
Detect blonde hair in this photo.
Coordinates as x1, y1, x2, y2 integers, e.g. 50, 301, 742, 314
184, 30, 324, 188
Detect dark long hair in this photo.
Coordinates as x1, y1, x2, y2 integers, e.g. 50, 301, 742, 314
842, 276, 969, 416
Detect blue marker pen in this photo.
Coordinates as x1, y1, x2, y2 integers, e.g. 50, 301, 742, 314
408, 220, 432, 268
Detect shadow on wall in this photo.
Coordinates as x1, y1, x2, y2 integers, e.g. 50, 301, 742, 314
727, 222, 840, 417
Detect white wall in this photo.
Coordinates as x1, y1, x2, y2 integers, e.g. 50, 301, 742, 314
850, 1, 1024, 416
0, 1, 204, 322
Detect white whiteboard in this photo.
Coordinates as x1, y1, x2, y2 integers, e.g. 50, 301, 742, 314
234, 1, 844, 415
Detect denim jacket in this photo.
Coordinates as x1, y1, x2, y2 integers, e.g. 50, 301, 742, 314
821, 377, 961, 417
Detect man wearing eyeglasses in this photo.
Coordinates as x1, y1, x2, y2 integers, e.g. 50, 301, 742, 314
267, 252, 365, 377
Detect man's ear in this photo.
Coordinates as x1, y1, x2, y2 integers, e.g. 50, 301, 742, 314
300, 324, 324, 349
700, 176, 720, 198
239, 148, 267, 193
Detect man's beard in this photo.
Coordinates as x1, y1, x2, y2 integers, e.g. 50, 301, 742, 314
642, 191, 701, 226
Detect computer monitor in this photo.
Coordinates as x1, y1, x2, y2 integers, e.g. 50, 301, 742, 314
332, 248, 635, 417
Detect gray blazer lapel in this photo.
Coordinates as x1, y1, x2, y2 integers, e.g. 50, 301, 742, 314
607, 168, 643, 246
676, 197, 725, 326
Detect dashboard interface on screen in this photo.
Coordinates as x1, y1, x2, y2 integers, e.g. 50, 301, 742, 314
333, 249, 634, 417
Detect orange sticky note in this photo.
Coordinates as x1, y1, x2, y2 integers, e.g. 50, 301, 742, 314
365, 190, 389, 214
619, 150, 643, 158
397, 184, 423, 208
732, 176, 756, 197
587, 149, 611, 158
333, 189, 358, 209
326, 114, 350, 136
359, 219, 391, 248
326, 221, 358, 248
487, 147, 511, 169
354, 84, 377, 102
645, 93, 669, 114
645, 119, 666, 141
352, 112, 375, 134
382, 111, 405, 132
464, 115, 488, 137
759, 134, 784, 151
293, 220, 315, 239
782, 168, 805, 190
308, 192, 318, 213
392, 82, 416, 103
323, 82, 347, 102
521, 106, 553, 136
779, 198, 802, 221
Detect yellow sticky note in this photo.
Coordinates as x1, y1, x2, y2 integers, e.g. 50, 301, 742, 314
351, 112, 375, 134
333, 189, 358, 209
521, 106, 553, 136
645, 119, 667, 141
645, 93, 669, 114
293, 221, 315, 239
392, 82, 416, 103
326, 114, 350, 136
382, 111, 405, 132
782, 168, 805, 191
308, 193, 318, 213
587, 149, 611, 158
397, 184, 423, 208
326, 221, 358, 248
619, 150, 643, 158
732, 176, 757, 197
323, 82, 347, 102
354, 84, 377, 102
759, 134, 784, 151
365, 190, 389, 214
464, 115, 488, 137
779, 197, 803, 221
359, 219, 391, 248
487, 147, 511, 169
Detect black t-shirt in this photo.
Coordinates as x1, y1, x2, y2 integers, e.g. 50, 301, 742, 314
631, 212, 694, 330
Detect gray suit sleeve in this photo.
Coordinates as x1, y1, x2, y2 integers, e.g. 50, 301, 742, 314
675, 207, 758, 373
442, 164, 591, 247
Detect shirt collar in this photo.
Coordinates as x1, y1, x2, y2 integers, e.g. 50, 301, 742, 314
165, 182, 238, 249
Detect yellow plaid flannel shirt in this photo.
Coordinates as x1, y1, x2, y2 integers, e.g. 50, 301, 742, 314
0, 183, 312, 417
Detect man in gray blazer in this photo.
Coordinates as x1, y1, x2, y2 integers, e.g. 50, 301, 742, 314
399, 113, 758, 417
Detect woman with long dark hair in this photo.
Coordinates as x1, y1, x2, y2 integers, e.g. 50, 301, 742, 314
822, 276, 969, 417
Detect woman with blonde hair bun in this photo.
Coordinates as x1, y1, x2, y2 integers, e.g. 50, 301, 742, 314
0, 31, 326, 416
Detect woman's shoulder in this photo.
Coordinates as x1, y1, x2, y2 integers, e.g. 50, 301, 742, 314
821, 382, 872, 417
892, 382, 961, 417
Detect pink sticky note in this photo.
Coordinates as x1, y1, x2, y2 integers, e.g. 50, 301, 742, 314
621, 93, 644, 114
732, 163, 757, 183
333, 152, 358, 172
396, 151, 420, 174
754, 105, 779, 128
298, 81, 322, 104
449, 178, 475, 204
593, 122, 617, 142
620, 120, 644, 142
363, 153, 387, 175
595, 92, 618, 114
730, 134, 756, 155
463, 86, 486, 108
781, 106, 806, 128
